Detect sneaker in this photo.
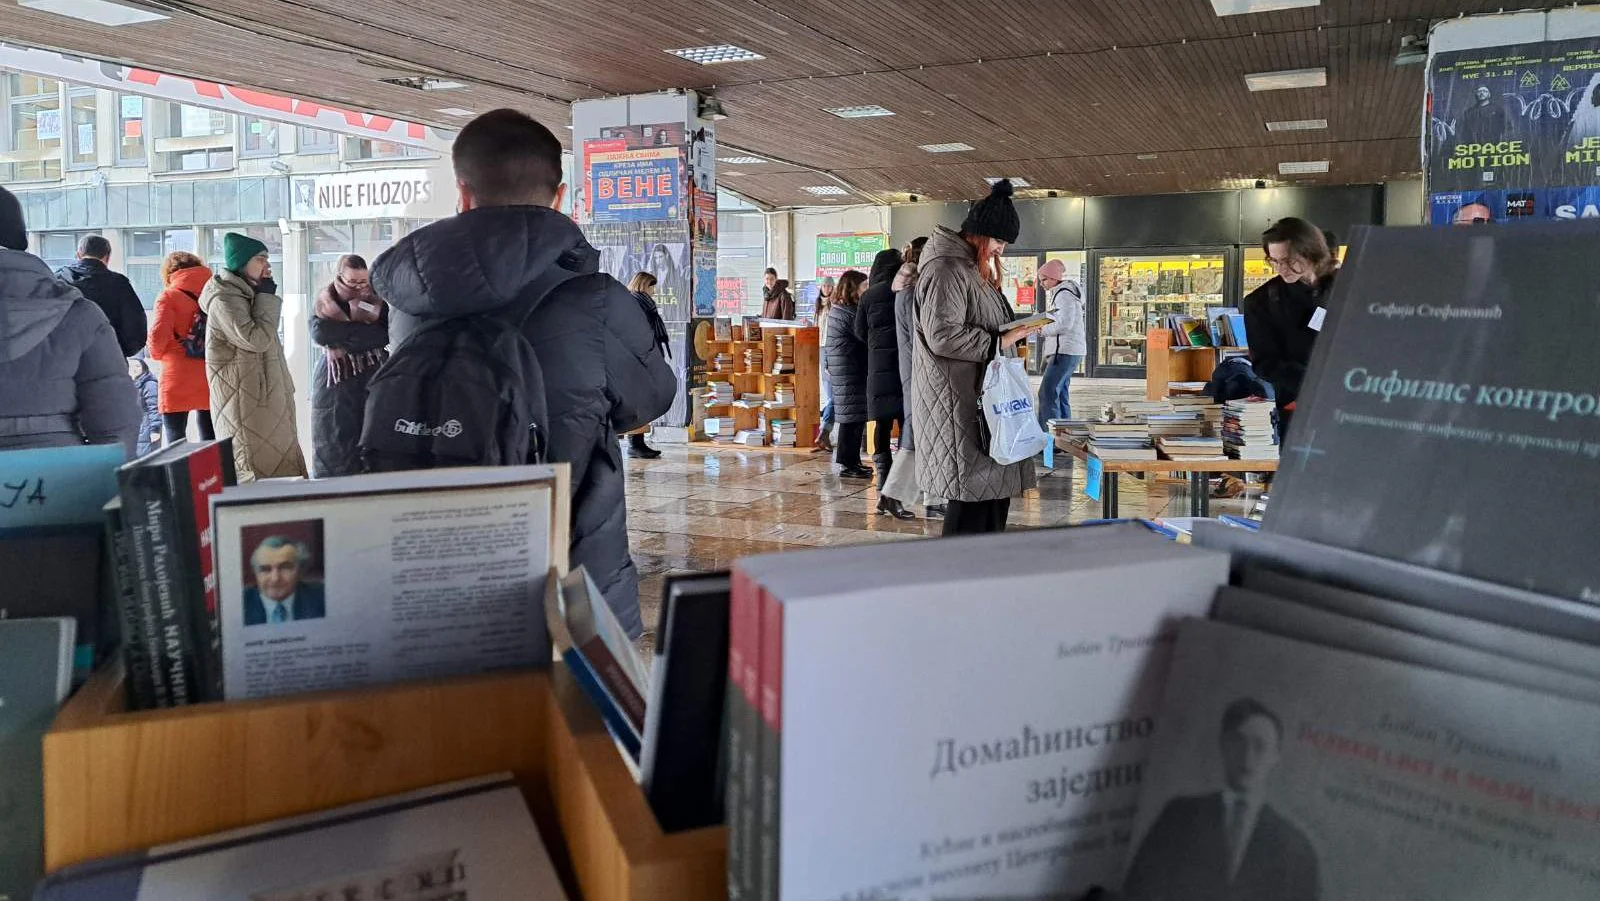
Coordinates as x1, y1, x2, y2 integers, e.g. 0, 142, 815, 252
839, 466, 874, 480
924, 504, 947, 519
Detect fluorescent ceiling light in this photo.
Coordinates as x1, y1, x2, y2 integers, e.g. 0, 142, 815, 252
1245, 67, 1327, 91
985, 177, 1031, 188
667, 44, 765, 65
803, 185, 849, 196
1136, 153, 1159, 160
436, 107, 474, 117
380, 76, 467, 91
1266, 118, 1328, 131
718, 156, 767, 164
919, 142, 974, 153
823, 105, 895, 119
1210, 0, 1319, 15
19, 0, 167, 25
1278, 160, 1330, 174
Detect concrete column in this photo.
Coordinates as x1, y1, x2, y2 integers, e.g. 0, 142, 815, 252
766, 211, 794, 281
278, 218, 314, 467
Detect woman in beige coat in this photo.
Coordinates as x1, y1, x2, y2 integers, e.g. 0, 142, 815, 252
913, 180, 1041, 536
200, 233, 307, 481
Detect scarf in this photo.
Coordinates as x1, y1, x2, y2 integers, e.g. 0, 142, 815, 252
315, 281, 389, 387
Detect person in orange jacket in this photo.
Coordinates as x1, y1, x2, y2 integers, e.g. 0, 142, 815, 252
146, 251, 215, 443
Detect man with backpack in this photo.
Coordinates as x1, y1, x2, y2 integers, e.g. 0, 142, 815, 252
370, 108, 677, 639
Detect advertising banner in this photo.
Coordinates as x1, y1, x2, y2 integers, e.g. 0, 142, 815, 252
587, 146, 684, 223
716, 277, 746, 316
815, 232, 887, 279
290, 167, 453, 221
691, 183, 718, 317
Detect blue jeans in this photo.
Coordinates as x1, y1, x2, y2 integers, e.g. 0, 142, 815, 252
1038, 354, 1082, 429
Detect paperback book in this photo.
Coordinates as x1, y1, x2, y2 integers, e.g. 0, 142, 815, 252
0, 617, 74, 901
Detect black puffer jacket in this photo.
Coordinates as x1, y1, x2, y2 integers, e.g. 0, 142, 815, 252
374, 205, 678, 638
55, 258, 148, 356
853, 248, 904, 421
825, 300, 868, 425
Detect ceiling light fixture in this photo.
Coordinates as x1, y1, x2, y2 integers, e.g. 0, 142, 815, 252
718, 156, 767, 164
1245, 67, 1328, 92
1209, 0, 1319, 15
919, 142, 974, 153
823, 105, 895, 119
19, 0, 167, 25
1136, 153, 1159, 161
1265, 118, 1328, 131
1278, 160, 1330, 174
698, 96, 729, 121
436, 107, 474, 117
667, 44, 765, 65
985, 177, 1031, 187
380, 76, 467, 91
1394, 34, 1428, 67
803, 185, 849, 196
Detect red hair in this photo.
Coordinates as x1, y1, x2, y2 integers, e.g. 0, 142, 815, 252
963, 232, 1002, 291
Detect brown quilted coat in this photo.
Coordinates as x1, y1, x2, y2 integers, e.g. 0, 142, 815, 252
913, 227, 1036, 503
199, 270, 307, 481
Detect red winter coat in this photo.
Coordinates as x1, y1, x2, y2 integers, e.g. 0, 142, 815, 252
147, 265, 213, 413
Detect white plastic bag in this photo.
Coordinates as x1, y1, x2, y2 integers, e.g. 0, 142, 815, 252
981, 356, 1049, 465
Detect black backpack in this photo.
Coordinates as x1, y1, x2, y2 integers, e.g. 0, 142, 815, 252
358, 269, 577, 471
179, 289, 207, 359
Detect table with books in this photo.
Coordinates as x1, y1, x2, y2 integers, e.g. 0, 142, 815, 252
1053, 436, 1279, 518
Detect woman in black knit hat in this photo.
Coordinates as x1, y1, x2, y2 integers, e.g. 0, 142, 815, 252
910, 180, 1043, 535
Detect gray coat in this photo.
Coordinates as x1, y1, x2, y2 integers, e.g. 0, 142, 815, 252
376, 205, 677, 639
825, 300, 868, 425
913, 227, 1036, 503
893, 268, 919, 451
0, 249, 139, 457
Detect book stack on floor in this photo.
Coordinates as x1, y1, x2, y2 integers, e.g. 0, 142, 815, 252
1155, 435, 1227, 461
770, 420, 798, 448
704, 417, 734, 441
735, 430, 769, 447
1088, 421, 1156, 461
1222, 399, 1278, 460
772, 335, 796, 374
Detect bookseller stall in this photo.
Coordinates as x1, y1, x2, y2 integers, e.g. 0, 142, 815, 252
692, 318, 819, 450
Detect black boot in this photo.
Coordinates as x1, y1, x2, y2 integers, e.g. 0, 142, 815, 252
877, 497, 916, 520
628, 433, 662, 459
924, 503, 947, 520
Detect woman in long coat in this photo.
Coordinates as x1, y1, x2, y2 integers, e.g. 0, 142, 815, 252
825, 270, 871, 479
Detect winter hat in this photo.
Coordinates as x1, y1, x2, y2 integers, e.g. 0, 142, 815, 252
223, 232, 269, 273
962, 178, 1021, 244
1037, 259, 1067, 283
0, 186, 27, 253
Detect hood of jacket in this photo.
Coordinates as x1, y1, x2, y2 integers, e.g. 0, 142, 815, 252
166, 264, 212, 298
892, 261, 918, 293
0, 249, 87, 362
55, 257, 109, 288
868, 248, 902, 286
920, 226, 976, 270
373, 205, 600, 319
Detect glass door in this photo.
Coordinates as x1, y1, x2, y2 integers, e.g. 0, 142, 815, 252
1089, 246, 1236, 378
1000, 254, 1041, 316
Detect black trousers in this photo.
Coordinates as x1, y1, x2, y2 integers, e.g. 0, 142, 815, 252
942, 498, 1011, 536
870, 417, 899, 487
835, 421, 866, 470
162, 409, 214, 444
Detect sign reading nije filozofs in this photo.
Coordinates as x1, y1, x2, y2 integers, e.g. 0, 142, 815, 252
290, 169, 454, 222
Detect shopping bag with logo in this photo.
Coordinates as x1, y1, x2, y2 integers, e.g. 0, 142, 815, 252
981, 355, 1049, 465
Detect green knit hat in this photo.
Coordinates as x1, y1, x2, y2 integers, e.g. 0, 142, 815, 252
223, 232, 269, 273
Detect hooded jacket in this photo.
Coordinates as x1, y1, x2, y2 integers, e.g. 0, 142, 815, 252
55, 257, 148, 357
375, 205, 677, 639
912, 227, 1036, 502
147, 264, 213, 414
1039, 279, 1087, 358
133, 362, 162, 457
762, 280, 795, 320
0, 249, 140, 456
853, 249, 905, 421
200, 269, 308, 481
825, 296, 868, 426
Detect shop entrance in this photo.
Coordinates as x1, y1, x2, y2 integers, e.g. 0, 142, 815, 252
1088, 245, 1240, 379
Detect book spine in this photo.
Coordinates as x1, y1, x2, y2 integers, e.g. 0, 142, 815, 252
757, 588, 783, 901
119, 476, 172, 708
724, 568, 759, 901
122, 469, 195, 706
103, 503, 155, 710
577, 636, 647, 732
172, 446, 228, 703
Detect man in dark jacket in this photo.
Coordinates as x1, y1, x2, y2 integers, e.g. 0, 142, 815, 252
373, 109, 677, 638
853, 247, 909, 513
55, 234, 148, 356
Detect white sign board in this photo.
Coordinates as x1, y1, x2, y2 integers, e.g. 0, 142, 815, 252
290, 168, 455, 222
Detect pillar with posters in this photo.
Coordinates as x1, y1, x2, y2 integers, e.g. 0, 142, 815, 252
573, 93, 717, 429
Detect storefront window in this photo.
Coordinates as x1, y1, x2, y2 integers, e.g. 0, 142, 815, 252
174, 104, 229, 138
129, 229, 164, 258
1096, 252, 1228, 371
37, 231, 86, 270
717, 208, 766, 316
1000, 256, 1039, 316
116, 94, 146, 166
297, 127, 337, 154
67, 90, 97, 169
240, 116, 281, 158
3, 74, 63, 182
344, 137, 434, 161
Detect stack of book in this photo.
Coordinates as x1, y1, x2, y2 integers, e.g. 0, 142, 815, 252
743, 317, 764, 343
1155, 435, 1227, 461
744, 347, 765, 372
703, 416, 730, 439
1164, 315, 1215, 347
771, 383, 796, 408
770, 420, 798, 447
1146, 411, 1208, 438
1222, 399, 1278, 460
1209, 308, 1248, 347
1114, 400, 1173, 419
703, 381, 734, 407
712, 352, 735, 373
1170, 394, 1223, 430
772, 336, 796, 374
734, 430, 768, 447
1088, 421, 1156, 461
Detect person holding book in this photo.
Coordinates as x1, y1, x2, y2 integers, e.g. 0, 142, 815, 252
0, 186, 140, 456
1123, 697, 1320, 901
201, 233, 308, 481
1242, 217, 1336, 442
1035, 258, 1086, 432
310, 254, 390, 478
825, 269, 872, 479
913, 180, 1041, 535
147, 252, 215, 444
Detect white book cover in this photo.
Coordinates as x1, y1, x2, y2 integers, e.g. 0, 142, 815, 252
211, 467, 558, 700
748, 524, 1229, 901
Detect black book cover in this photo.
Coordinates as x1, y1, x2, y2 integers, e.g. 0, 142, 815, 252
0, 525, 103, 682
641, 572, 730, 833
1267, 222, 1600, 604
103, 498, 155, 710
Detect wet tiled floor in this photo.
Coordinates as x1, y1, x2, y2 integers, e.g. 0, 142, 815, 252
624, 444, 1262, 635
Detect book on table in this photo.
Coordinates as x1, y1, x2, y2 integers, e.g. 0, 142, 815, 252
34, 775, 566, 900
725, 522, 1231, 901
0, 617, 74, 901
209, 466, 559, 702
550, 564, 649, 763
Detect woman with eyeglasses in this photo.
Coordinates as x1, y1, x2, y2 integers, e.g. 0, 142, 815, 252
1241, 217, 1336, 442
309, 253, 389, 477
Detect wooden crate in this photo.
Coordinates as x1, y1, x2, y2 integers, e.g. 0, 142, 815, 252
44, 663, 727, 901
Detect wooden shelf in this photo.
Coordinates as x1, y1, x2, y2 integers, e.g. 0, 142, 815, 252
44, 662, 726, 901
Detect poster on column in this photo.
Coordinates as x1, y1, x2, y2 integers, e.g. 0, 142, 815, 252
1426, 42, 1547, 192
585, 220, 692, 320
691, 183, 718, 317
588, 146, 685, 222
